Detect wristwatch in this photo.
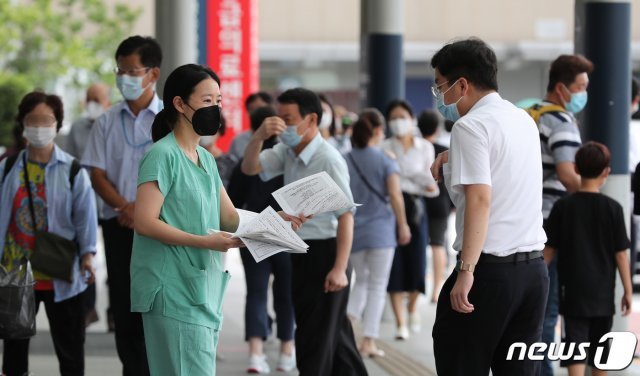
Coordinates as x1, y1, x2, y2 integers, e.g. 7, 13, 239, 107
455, 259, 475, 273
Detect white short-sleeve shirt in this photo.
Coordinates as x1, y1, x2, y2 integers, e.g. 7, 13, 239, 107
443, 92, 547, 256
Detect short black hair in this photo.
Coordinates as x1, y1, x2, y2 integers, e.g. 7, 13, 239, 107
546, 55, 593, 93
632, 76, 639, 101
431, 38, 498, 91
417, 110, 440, 137
575, 141, 610, 179
17, 91, 64, 131
245, 91, 273, 111
385, 99, 414, 121
115, 35, 162, 68
249, 106, 276, 132
277, 88, 322, 124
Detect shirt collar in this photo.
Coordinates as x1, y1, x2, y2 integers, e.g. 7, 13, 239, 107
288, 132, 323, 166
121, 92, 162, 118
468, 91, 501, 113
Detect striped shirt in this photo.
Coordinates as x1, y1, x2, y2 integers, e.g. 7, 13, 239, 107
538, 102, 581, 218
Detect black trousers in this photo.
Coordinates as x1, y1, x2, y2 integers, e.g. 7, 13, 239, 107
3, 290, 85, 376
102, 218, 149, 376
432, 257, 549, 376
292, 239, 368, 376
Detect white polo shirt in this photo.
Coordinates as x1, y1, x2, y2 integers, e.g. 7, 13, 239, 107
443, 92, 547, 256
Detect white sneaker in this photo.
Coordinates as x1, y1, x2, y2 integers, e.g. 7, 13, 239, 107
247, 354, 271, 374
395, 325, 410, 340
409, 312, 421, 333
276, 351, 296, 372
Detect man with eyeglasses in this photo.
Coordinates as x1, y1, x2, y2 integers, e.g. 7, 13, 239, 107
82, 35, 162, 376
429, 38, 548, 375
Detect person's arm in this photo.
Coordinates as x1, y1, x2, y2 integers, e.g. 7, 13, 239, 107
134, 181, 242, 251
90, 167, 134, 228
219, 185, 240, 233
451, 184, 491, 314
556, 162, 581, 193
387, 173, 411, 245
71, 168, 98, 284
324, 211, 353, 293
241, 116, 286, 176
615, 250, 633, 316
543, 245, 556, 264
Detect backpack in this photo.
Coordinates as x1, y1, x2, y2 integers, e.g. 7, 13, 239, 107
1, 153, 81, 187
525, 103, 567, 125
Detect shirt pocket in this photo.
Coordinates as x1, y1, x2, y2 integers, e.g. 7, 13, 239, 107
163, 262, 208, 315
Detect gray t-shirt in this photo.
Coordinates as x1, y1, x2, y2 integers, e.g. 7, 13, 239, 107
346, 147, 400, 252
538, 102, 581, 218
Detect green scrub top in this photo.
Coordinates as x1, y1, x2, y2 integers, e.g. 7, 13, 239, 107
131, 132, 230, 330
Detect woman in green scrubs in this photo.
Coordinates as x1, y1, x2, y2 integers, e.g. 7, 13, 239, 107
131, 64, 245, 375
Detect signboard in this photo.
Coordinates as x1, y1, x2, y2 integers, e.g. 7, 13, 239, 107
202, 0, 259, 151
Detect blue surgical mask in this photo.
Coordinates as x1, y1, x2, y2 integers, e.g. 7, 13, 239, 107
436, 80, 462, 122
116, 74, 148, 101
565, 91, 588, 114
280, 125, 303, 148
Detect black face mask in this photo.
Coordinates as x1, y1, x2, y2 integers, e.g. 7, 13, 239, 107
184, 103, 221, 136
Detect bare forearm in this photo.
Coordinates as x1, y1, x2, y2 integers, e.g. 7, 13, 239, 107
389, 191, 409, 228
460, 185, 491, 264
334, 212, 354, 271
240, 135, 264, 175
543, 245, 556, 264
91, 171, 127, 209
135, 217, 207, 249
616, 250, 633, 295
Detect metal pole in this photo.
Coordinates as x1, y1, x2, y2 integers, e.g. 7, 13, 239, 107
155, 0, 199, 95
360, 0, 405, 113
575, 0, 632, 332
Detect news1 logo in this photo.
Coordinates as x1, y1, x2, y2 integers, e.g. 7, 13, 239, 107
507, 332, 638, 370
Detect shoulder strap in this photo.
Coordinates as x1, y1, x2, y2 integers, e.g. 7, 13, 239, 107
1, 154, 19, 184
528, 103, 567, 124
69, 158, 81, 188
347, 153, 388, 204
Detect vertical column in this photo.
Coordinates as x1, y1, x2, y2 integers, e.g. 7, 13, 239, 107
155, 0, 199, 94
575, 0, 632, 332
360, 0, 405, 113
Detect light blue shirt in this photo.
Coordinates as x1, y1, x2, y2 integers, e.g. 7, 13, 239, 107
347, 147, 400, 252
259, 133, 354, 240
0, 147, 98, 302
81, 94, 162, 219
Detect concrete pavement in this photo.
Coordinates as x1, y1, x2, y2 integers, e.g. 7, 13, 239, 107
6, 237, 640, 375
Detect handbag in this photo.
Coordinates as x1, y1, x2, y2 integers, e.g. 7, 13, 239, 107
404, 192, 425, 228
0, 259, 36, 339
23, 154, 77, 283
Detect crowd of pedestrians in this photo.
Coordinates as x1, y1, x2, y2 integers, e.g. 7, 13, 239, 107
0, 34, 636, 376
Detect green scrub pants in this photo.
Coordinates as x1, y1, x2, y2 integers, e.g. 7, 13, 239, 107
142, 313, 220, 375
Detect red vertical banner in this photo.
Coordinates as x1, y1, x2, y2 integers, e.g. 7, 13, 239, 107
207, 0, 259, 152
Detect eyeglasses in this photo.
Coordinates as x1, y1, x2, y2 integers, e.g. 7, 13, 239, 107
431, 80, 452, 98
113, 66, 150, 76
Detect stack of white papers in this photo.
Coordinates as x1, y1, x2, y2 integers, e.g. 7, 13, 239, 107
209, 172, 359, 262
272, 171, 360, 216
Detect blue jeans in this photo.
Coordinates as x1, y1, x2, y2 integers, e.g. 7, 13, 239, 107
541, 256, 559, 376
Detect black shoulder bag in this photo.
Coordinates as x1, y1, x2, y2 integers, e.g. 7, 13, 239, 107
23, 153, 78, 283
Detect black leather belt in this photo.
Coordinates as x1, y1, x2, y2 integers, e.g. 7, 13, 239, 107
478, 250, 543, 264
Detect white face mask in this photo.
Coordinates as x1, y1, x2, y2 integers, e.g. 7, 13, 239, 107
389, 118, 414, 136
85, 101, 105, 120
319, 111, 332, 129
23, 126, 57, 148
